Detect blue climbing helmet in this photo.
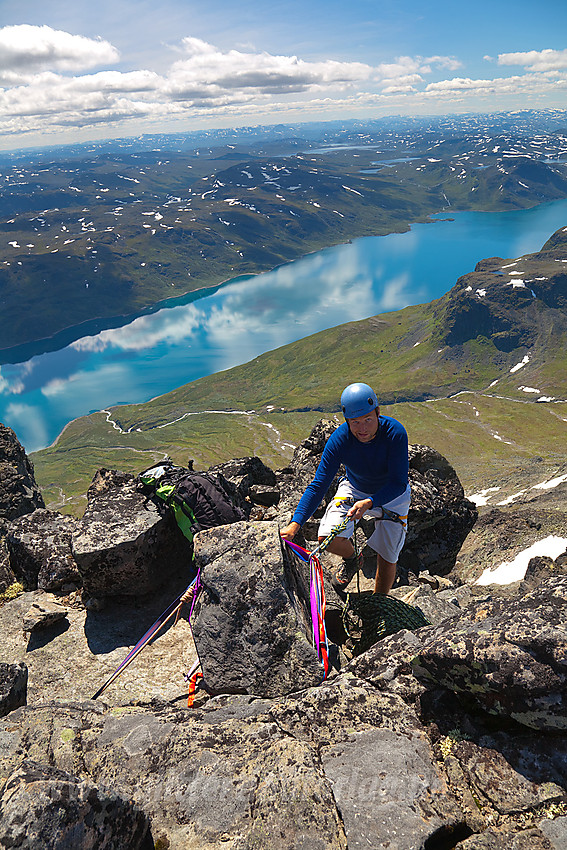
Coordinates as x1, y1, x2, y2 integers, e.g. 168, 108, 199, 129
340, 383, 379, 419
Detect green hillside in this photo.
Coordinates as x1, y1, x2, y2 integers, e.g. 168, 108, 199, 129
32, 227, 567, 514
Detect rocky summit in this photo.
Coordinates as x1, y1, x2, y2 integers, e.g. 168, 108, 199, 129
1, 421, 567, 849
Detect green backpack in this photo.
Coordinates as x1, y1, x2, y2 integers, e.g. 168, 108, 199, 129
138, 461, 247, 543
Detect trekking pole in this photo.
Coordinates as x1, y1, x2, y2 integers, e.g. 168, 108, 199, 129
91, 578, 196, 700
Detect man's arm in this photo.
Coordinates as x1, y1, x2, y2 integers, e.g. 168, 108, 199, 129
280, 435, 342, 539
280, 520, 301, 540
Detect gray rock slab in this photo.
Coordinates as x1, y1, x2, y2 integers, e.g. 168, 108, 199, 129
321, 727, 459, 849
0, 590, 197, 706
191, 520, 324, 697
539, 815, 567, 849
1, 674, 565, 850
71, 469, 194, 597
1, 701, 347, 849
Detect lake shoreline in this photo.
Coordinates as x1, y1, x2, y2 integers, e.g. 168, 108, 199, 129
5, 198, 567, 454
0, 218, 427, 366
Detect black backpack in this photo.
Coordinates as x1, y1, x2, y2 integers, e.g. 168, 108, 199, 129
138, 461, 248, 543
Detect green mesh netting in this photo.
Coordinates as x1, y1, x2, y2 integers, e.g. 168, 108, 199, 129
342, 591, 430, 657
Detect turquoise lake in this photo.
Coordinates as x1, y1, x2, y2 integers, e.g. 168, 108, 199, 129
2, 198, 567, 452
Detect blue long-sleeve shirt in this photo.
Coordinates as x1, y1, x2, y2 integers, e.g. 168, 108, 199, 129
292, 416, 409, 526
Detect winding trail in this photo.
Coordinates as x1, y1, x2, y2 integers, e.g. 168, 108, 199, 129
100, 408, 296, 455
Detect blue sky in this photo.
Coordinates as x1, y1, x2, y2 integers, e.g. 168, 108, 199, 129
0, 0, 566, 149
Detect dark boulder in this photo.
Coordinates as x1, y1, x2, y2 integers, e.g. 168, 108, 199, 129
6, 508, 82, 591
208, 455, 277, 502
71, 469, 194, 598
249, 483, 280, 506
413, 576, 567, 731
0, 423, 44, 521
0, 532, 17, 594
400, 445, 478, 580
0, 662, 27, 717
0, 761, 151, 850
191, 520, 324, 697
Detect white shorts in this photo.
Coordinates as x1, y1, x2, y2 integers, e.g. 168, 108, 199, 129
318, 478, 411, 563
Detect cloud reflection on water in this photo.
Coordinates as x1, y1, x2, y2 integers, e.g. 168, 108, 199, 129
5, 198, 567, 452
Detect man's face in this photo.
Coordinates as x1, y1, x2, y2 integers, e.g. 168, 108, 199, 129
347, 408, 379, 443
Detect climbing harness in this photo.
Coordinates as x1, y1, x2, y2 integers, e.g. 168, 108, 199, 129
337, 496, 407, 527
380, 506, 408, 527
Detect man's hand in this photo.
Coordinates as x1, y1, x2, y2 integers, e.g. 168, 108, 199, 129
280, 521, 300, 541
346, 498, 373, 522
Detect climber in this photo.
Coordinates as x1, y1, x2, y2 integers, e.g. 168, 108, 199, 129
280, 382, 410, 595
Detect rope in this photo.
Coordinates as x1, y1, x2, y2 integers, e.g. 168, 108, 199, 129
353, 520, 361, 595
282, 517, 352, 679
309, 515, 350, 558
184, 657, 203, 707
342, 591, 429, 657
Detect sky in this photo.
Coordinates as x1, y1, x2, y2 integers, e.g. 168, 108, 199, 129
0, 0, 566, 151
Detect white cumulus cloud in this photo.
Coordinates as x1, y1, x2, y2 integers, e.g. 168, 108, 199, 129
498, 48, 567, 72
0, 28, 565, 144
167, 39, 372, 96
0, 24, 119, 78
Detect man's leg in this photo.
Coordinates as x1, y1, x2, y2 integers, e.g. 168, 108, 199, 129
318, 535, 354, 558
374, 555, 397, 595
317, 481, 368, 592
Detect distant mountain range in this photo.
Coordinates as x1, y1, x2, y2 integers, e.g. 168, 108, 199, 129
32, 226, 567, 515
1, 112, 567, 354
